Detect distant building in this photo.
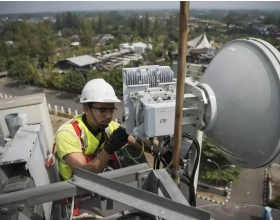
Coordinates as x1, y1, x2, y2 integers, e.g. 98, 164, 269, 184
55, 55, 100, 74
5, 41, 13, 46
55, 48, 64, 56
71, 34, 79, 40
57, 30, 62, 37
189, 17, 198, 22
123, 34, 133, 42
119, 42, 152, 54
70, 42, 80, 47
148, 17, 155, 23
101, 34, 114, 41
93, 34, 102, 40
186, 32, 215, 64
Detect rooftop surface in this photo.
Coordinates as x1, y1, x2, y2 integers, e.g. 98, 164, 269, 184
67, 55, 99, 67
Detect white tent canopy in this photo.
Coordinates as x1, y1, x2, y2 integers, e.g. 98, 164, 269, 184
196, 33, 212, 49
187, 34, 203, 48
187, 32, 212, 49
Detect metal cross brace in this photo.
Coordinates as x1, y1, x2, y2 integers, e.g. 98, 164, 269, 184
71, 167, 211, 220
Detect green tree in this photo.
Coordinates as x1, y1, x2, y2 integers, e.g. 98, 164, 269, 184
66, 11, 74, 29
104, 67, 123, 96
264, 15, 278, 25
72, 12, 80, 29
61, 28, 73, 37
79, 17, 94, 49
0, 41, 9, 58
51, 70, 63, 91
91, 18, 96, 31
0, 41, 9, 71
199, 138, 243, 184
144, 13, 151, 37
153, 15, 162, 39
97, 14, 105, 34
63, 69, 86, 92
0, 59, 6, 71
56, 37, 68, 47
112, 25, 123, 41
144, 48, 156, 64
129, 16, 139, 36
37, 21, 55, 65
17, 19, 38, 58
56, 14, 62, 30
86, 70, 103, 82
271, 193, 280, 210
8, 60, 39, 85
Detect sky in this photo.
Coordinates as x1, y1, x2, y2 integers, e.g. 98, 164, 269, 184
0, 1, 280, 14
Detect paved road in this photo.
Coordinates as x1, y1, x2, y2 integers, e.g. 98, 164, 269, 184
229, 168, 264, 206
0, 77, 124, 120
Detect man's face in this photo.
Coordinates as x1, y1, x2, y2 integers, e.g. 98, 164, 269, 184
84, 102, 116, 127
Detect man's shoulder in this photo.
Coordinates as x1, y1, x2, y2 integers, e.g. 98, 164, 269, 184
56, 123, 78, 142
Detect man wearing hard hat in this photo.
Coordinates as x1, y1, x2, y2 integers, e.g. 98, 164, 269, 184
46, 78, 171, 218
51, 78, 163, 181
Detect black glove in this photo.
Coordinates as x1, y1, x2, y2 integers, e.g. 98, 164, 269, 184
162, 151, 184, 167
104, 127, 129, 155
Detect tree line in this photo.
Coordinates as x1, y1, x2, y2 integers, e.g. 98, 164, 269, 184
199, 138, 243, 184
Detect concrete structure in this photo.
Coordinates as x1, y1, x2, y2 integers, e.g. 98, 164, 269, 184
119, 42, 152, 54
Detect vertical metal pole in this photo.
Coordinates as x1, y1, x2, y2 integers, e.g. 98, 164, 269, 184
172, 1, 190, 185
55, 105, 58, 115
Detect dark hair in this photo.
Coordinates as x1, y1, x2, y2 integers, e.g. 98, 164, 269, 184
83, 102, 95, 108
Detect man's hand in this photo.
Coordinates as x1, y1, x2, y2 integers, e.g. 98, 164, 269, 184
104, 127, 129, 155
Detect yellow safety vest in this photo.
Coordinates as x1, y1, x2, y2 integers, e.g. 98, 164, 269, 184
56, 115, 119, 180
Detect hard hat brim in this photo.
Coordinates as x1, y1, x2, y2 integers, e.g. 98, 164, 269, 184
80, 97, 121, 103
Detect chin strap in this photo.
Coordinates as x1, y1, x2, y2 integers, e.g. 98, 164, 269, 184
87, 103, 107, 130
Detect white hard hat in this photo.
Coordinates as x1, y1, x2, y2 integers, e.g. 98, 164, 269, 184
80, 78, 121, 103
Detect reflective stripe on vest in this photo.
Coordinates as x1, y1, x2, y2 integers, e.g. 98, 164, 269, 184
56, 115, 120, 180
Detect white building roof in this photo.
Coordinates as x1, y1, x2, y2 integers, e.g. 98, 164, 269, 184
5, 41, 13, 45
70, 42, 80, 46
120, 42, 151, 48
67, 55, 99, 67
102, 34, 114, 40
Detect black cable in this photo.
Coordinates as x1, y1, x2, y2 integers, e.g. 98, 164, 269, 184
163, 133, 200, 206
160, 157, 168, 167
116, 212, 155, 220
181, 133, 200, 207
153, 157, 157, 170
181, 177, 196, 207
156, 156, 160, 169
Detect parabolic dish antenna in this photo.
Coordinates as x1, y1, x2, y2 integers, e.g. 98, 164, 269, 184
200, 38, 280, 168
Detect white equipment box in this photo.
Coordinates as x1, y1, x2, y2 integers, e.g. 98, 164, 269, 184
144, 101, 175, 137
